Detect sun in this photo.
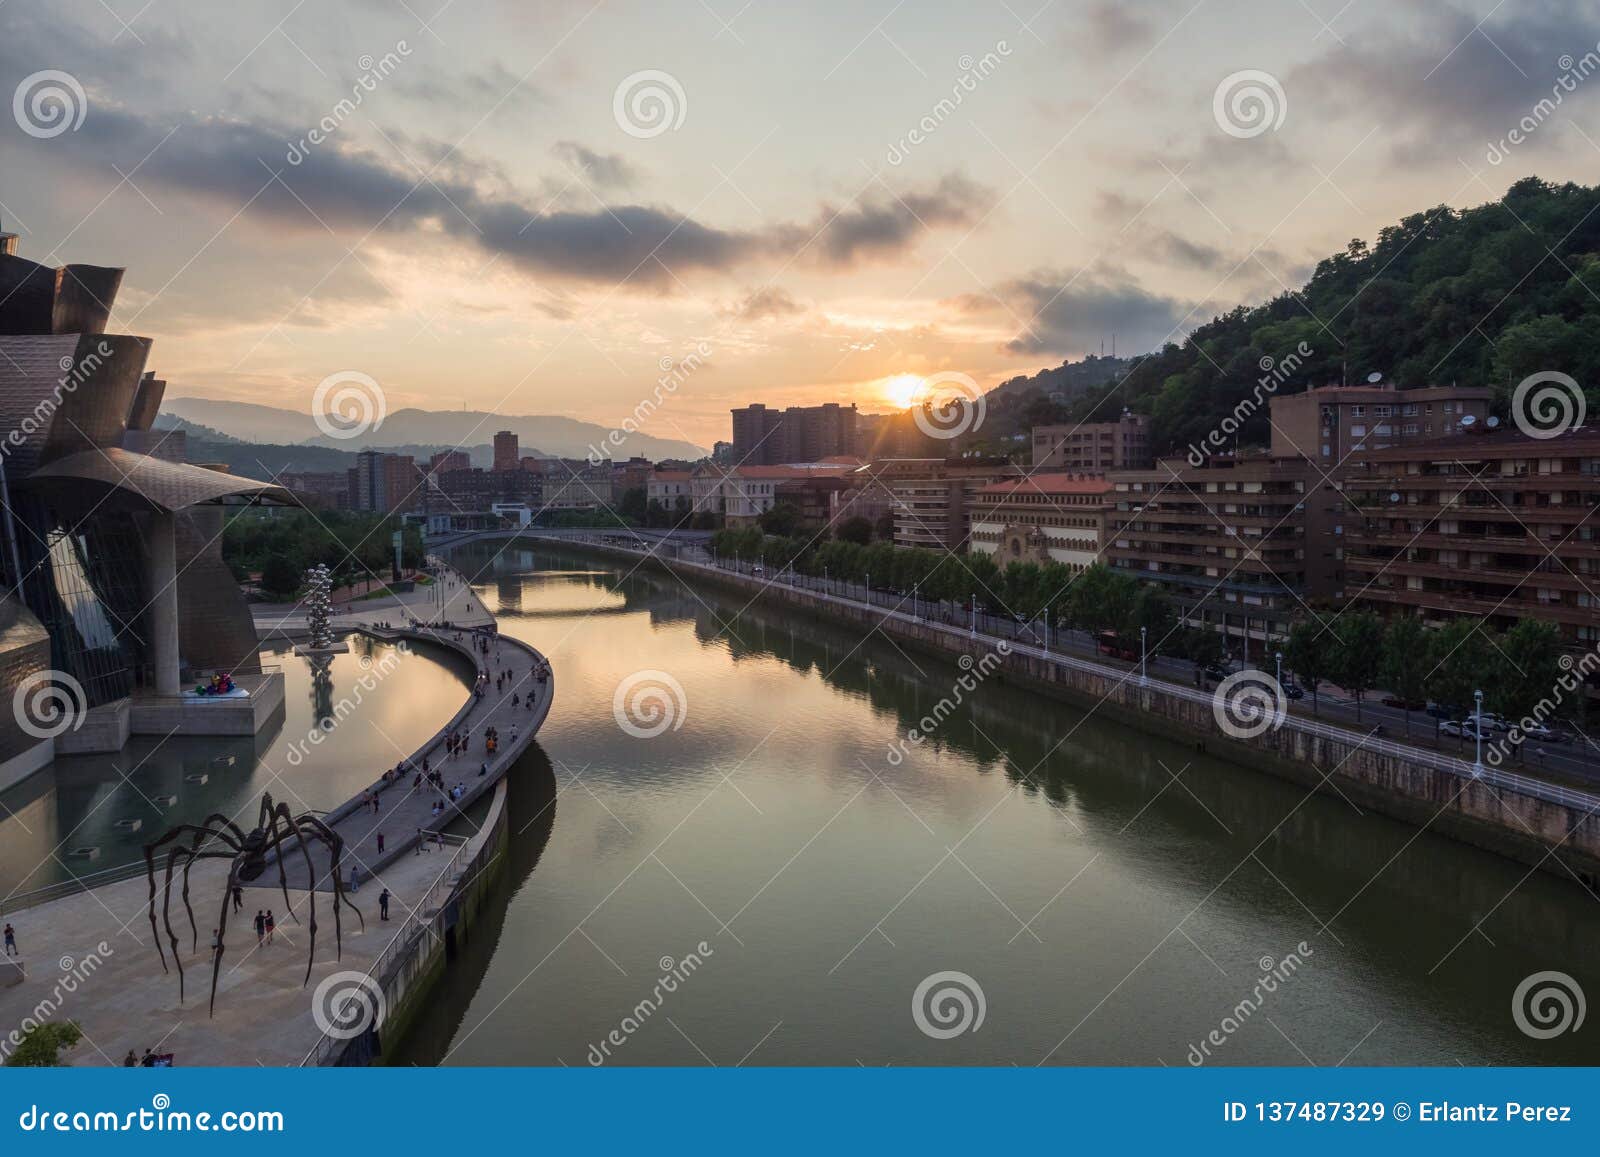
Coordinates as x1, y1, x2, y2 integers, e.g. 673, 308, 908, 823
881, 373, 925, 409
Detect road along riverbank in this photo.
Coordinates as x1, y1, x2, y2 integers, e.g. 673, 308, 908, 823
505, 533, 1600, 889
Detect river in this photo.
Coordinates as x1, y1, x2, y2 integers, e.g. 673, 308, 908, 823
414, 542, 1600, 1066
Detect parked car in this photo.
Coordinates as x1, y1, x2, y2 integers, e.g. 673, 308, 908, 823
1382, 696, 1427, 710
1516, 722, 1559, 743
1280, 681, 1305, 700
1466, 712, 1510, 734
1425, 701, 1459, 719
1441, 720, 1486, 740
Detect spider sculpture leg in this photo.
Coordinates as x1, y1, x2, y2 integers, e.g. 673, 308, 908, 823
261, 808, 303, 925
178, 815, 247, 952
161, 846, 236, 1002
272, 804, 321, 986
144, 824, 243, 977
209, 860, 243, 1017
303, 813, 365, 934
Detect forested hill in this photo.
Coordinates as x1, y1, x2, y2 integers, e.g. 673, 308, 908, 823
1055, 177, 1600, 456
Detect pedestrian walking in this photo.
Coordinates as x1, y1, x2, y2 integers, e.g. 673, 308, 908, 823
265, 911, 275, 945
231, 884, 243, 913
377, 832, 385, 854
379, 889, 390, 921
254, 909, 265, 946
3, 923, 15, 956
210, 928, 221, 962
349, 864, 360, 893
123, 1049, 138, 1067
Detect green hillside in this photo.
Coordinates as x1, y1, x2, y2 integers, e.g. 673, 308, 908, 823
1055, 176, 1600, 456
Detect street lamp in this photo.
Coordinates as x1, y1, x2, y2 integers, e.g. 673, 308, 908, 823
1275, 650, 1283, 689
1140, 626, 1148, 686
913, 581, 919, 620
1474, 688, 1484, 772
970, 592, 976, 638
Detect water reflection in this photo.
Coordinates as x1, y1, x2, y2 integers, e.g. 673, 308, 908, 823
434, 543, 1600, 1066
0, 632, 471, 896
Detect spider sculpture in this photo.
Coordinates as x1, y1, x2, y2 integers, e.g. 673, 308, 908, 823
143, 792, 364, 1015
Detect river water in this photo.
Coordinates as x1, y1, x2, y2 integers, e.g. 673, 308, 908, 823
413, 543, 1600, 1067
0, 632, 466, 897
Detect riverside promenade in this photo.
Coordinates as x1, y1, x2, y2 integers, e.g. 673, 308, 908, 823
0, 562, 553, 1065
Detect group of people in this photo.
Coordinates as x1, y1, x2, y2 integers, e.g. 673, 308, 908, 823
251, 909, 277, 945
122, 1049, 171, 1067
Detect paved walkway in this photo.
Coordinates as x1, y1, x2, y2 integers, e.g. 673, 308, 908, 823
0, 561, 552, 1065
270, 621, 551, 891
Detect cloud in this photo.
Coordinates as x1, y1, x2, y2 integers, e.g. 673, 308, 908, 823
721, 287, 805, 321
1290, 0, 1600, 161
1078, 2, 1156, 57
777, 175, 990, 267
551, 140, 640, 190
24, 100, 986, 289
952, 270, 1193, 356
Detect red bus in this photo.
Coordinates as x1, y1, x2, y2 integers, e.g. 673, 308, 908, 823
1095, 631, 1138, 662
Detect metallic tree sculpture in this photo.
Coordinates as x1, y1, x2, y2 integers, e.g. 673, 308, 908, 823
304, 563, 334, 650
143, 792, 364, 1015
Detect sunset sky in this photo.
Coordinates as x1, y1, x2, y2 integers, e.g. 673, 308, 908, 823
5, 0, 1597, 448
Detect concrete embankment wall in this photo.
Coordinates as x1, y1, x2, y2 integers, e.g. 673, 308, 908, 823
326, 776, 512, 1066
537, 537, 1600, 886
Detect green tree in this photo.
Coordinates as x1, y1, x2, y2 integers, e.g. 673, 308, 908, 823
835, 516, 872, 545
758, 502, 803, 537
1379, 616, 1431, 737
1285, 614, 1334, 717
6, 1022, 82, 1067
259, 554, 303, 598
1330, 611, 1385, 721
1425, 619, 1495, 747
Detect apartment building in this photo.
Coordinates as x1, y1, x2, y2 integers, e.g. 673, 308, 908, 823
969, 474, 1113, 572
1032, 411, 1153, 471
647, 470, 695, 515
730, 402, 858, 465
493, 431, 520, 472
1344, 425, 1600, 651
351, 450, 424, 514
1270, 382, 1492, 465
1105, 455, 1342, 654
852, 458, 1020, 552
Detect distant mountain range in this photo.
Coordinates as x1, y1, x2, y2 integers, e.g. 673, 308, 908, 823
157, 398, 709, 462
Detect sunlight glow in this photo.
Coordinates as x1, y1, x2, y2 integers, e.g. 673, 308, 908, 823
881, 373, 925, 409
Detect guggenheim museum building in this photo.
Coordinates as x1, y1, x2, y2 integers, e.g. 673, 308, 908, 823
0, 224, 292, 789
